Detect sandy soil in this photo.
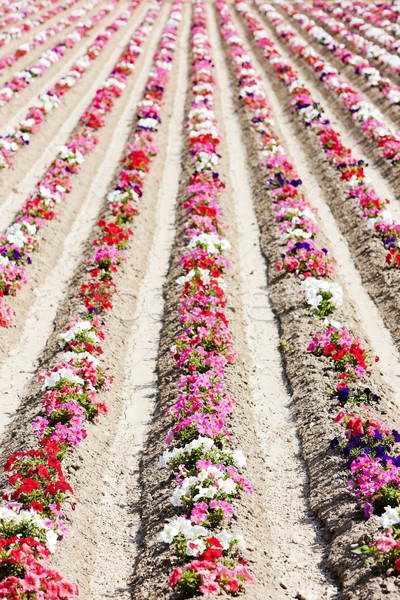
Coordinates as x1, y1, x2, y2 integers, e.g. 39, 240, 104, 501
1, 0, 400, 599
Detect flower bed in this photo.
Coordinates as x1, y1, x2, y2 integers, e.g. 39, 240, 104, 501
316, 0, 400, 56
233, 0, 400, 272
0, 0, 184, 594
275, 0, 400, 110
0, 0, 141, 169
155, 1, 254, 595
0, 0, 164, 327
0, 0, 116, 108
252, 0, 400, 169
215, 0, 400, 588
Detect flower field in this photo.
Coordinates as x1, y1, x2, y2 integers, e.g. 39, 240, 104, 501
4, 0, 400, 598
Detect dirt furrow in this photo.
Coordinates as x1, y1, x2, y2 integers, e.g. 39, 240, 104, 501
0, 0, 130, 137
206, 2, 340, 597
0, 0, 148, 224
273, 1, 400, 134
228, 1, 400, 357
213, 2, 400, 598
86, 4, 190, 597
0, 0, 171, 442
250, 1, 400, 198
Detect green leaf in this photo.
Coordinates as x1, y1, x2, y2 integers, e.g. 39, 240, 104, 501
352, 545, 371, 555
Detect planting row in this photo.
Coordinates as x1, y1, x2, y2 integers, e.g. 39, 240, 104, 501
215, 0, 400, 596
231, 0, 400, 352
0, 0, 185, 595
0, 0, 118, 108
0, 0, 162, 327
156, 0, 254, 595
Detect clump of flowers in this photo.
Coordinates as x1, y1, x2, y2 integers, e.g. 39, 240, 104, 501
0, 536, 78, 598
299, 276, 343, 317
276, 242, 336, 278
169, 536, 253, 597
307, 326, 371, 380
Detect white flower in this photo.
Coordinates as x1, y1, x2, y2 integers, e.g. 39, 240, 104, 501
299, 277, 343, 312
58, 320, 94, 345
158, 521, 180, 543
232, 449, 246, 468
192, 485, 218, 501
137, 117, 158, 130
380, 506, 400, 528
42, 368, 84, 390
6, 223, 26, 248
186, 538, 206, 556
188, 232, 230, 255
217, 478, 237, 495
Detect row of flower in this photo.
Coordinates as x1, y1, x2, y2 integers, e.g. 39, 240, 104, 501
216, 0, 400, 577
0, 0, 164, 328
157, 1, 254, 596
0, 0, 62, 31
317, 0, 400, 54
0, 0, 96, 70
0, 0, 114, 106
0, 0, 186, 595
275, 0, 400, 109
234, 0, 400, 270
0, 0, 137, 170
252, 1, 400, 171
0, 0, 85, 49
329, 0, 400, 30
0, 0, 60, 25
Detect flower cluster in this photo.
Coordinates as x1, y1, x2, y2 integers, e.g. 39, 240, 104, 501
277, 0, 400, 111
307, 326, 371, 380
0, 0, 185, 594
299, 276, 343, 317
235, 0, 400, 269
0, 0, 163, 328
0, 536, 77, 599
0, 0, 118, 111
158, 2, 253, 596
251, 1, 400, 168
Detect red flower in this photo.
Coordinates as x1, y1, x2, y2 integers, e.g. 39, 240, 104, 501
29, 501, 43, 512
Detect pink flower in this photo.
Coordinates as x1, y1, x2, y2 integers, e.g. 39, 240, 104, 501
168, 567, 183, 587
333, 410, 345, 423
199, 580, 221, 595
373, 533, 396, 554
